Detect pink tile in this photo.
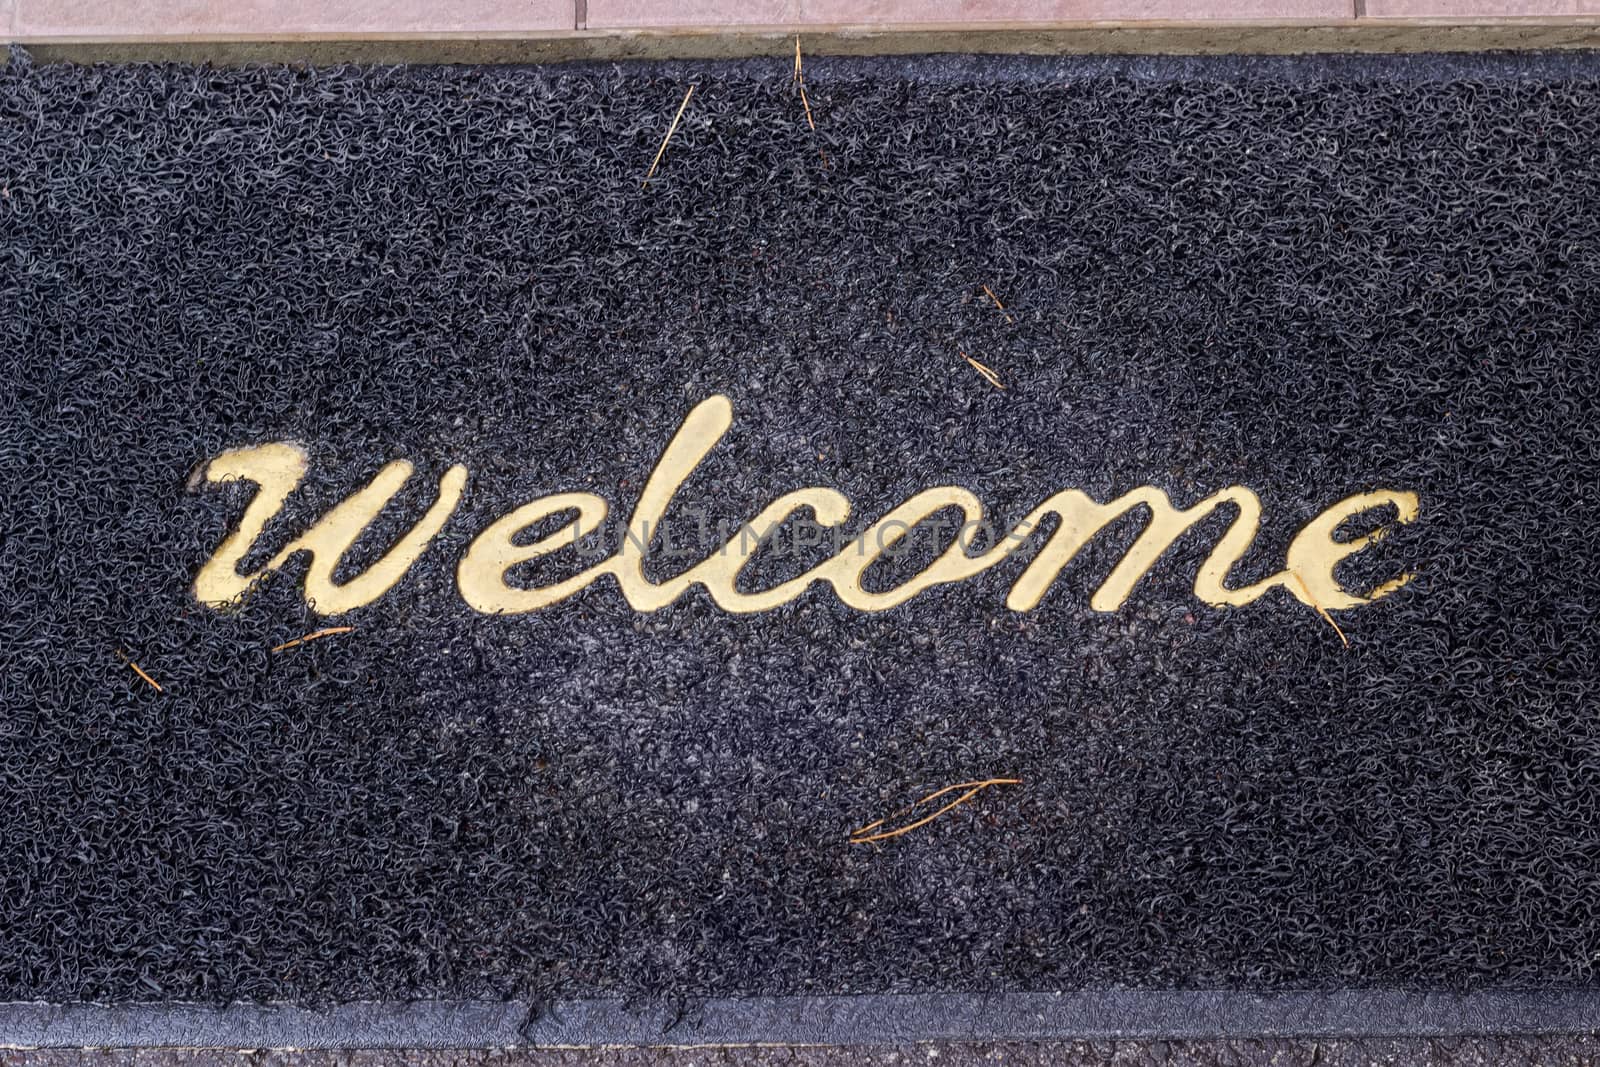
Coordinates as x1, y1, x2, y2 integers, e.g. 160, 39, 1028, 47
585, 0, 800, 27
587, 0, 1350, 26
802, 0, 1350, 17
1365, 0, 1600, 11
13, 0, 572, 37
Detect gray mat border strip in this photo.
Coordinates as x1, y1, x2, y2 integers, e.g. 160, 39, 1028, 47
16, 42, 1600, 73
13, 25, 1600, 66
4, 992, 1600, 1048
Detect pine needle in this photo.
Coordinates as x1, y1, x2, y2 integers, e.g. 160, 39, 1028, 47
961, 350, 1005, 390
794, 37, 828, 166
116, 649, 162, 693
851, 778, 1021, 844
643, 85, 696, 187
982, 284, 1015, 323
272, 626, 355, 653
1291, 572, 1350, 649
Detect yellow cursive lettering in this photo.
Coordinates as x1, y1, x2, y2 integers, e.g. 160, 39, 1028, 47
192, 397, 1419, 621
193, 444, 466, 615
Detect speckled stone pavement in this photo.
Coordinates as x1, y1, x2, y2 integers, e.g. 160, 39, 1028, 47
8, 1041, 1600, 1066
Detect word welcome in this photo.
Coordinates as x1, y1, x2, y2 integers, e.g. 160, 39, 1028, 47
193, 395, 1419, 617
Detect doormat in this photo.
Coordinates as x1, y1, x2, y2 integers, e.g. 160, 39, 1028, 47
4, 50, 1600, 1045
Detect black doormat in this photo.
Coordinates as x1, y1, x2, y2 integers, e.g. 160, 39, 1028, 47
4, 49, 1600, 1044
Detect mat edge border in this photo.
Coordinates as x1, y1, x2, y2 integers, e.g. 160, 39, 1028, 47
4, 991, 1600, 1048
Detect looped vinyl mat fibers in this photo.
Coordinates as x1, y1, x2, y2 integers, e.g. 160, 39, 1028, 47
2, 50, 1600, 1030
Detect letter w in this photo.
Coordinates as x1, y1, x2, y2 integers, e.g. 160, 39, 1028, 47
193, 442, 467, 615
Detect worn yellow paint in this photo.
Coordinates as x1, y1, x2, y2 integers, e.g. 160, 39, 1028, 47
193, 395, 1419, 619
